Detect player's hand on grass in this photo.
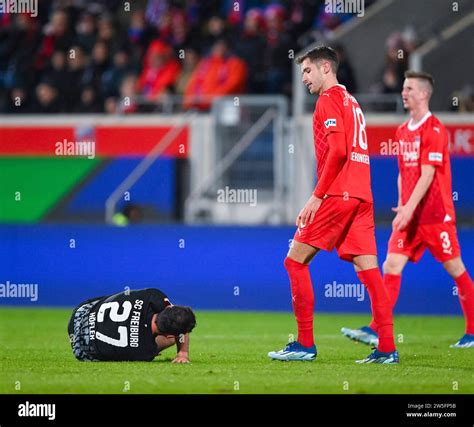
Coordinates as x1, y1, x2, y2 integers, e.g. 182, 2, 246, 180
172, 351, 190, 364
392, 204, 414, 231
297, 195, 323, 227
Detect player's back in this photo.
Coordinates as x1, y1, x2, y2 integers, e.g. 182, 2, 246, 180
87, 288, 171, 361
313, 84, 373, 203
396, 113, 455, 224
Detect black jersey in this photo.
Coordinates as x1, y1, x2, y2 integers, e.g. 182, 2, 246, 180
84, 288, 172, 361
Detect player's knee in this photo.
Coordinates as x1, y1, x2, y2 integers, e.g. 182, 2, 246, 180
284, 256, 296, 272
284, 256, 306, 272
443, 257, 465, 279
383, 258, 404, 275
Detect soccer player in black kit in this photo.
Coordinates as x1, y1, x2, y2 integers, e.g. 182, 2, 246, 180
68, 288, 196, 363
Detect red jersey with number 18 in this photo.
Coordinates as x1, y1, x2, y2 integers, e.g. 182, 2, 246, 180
313, 84, 373, 203
395, 112, 455, 225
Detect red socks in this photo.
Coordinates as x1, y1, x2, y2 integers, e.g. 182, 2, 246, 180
455, 271, 474, 335
284, 257, 314, 348
357, 268, 396, 353
368, 270, 474, 336
369, 274, 401, 332
283, 258, 397, 352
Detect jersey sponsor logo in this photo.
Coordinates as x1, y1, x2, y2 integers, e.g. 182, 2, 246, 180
400, 139, 420, 163
428, 152, 443, 162
324, 118, 337, 128
404, 151, 419, 162
444, 214, 452, 223
350, 151, 370, 164
433, 126, 440, 133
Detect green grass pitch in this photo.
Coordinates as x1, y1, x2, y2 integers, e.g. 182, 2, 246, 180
1, 308, 472, 394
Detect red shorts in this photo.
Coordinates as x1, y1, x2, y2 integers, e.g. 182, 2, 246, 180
293, 196, 377, 262
387, 221, 461, 263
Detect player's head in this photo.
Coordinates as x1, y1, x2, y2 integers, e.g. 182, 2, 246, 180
402, 70, 434, 111
296, 46, 339, 95
155, 306, 196, 336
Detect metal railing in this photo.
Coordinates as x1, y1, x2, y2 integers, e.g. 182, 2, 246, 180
409, 9, 474, 71
185, 96, 288, 224
117, 94, 226, 115
105, 111, 197, 224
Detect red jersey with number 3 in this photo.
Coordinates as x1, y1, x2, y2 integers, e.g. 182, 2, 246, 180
313, 84, 373, 202
396, 112, 455, 225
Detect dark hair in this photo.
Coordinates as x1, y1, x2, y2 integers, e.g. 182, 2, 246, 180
122, 203, 140, 217
156, 306, 196, 335
295, 45, 339, 73
404, 70, 435, 88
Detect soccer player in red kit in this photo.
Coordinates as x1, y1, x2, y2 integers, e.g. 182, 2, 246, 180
268, 46, 398, 363
342, 71, 474, 348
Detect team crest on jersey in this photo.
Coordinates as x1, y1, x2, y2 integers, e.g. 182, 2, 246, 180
324, 118, 337, 128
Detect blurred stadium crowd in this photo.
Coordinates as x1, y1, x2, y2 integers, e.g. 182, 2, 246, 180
1, 0, 471, 114
0, 0, 372, 113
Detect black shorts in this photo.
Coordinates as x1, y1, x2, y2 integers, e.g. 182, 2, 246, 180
68, 297, 101, 361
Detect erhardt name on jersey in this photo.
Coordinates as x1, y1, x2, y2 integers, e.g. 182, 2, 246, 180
351, 152, 370, 165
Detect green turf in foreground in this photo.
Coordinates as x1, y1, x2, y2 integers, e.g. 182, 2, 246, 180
0, 308, 472, 394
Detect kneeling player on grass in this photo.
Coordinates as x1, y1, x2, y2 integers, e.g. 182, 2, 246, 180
68, 288, 196, 363
342, 71, 474, 349
268, 46, 398, 364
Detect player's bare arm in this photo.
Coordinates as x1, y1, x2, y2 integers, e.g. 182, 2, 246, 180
296, 195, 323, 227
397, 173, 402, 207
173, 333, 190, 363
296, 56, 343, 228
392, 165, 435, 231
155, 334, 176, 354
297, 128, 347, 227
